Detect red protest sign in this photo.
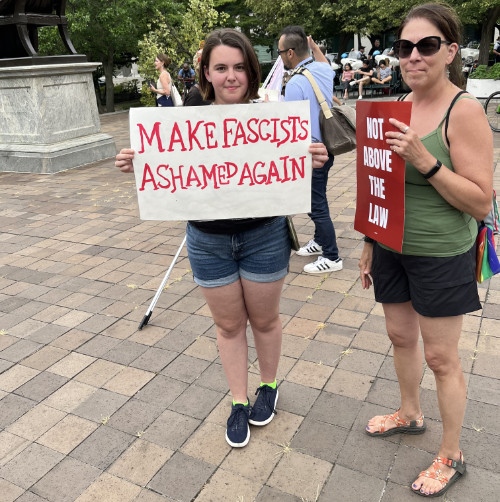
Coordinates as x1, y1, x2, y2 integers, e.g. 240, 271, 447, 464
354, 101, 412, 252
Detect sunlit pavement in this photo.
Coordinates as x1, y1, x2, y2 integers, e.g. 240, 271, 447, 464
0, 97, 499, 501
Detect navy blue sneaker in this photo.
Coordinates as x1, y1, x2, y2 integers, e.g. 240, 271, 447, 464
248, 385, 278, 426
225, 403, 250, 447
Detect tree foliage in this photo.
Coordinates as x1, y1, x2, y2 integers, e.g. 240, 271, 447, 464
39, 0, 187, 112
247, 0, 499, 62
38, 0, 499, 112
138, 0, 227, 106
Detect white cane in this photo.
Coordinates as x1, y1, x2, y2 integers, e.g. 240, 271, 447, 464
138, 235, 187, 330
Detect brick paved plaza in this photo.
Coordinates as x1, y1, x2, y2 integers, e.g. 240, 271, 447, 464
0, 106, 499, 501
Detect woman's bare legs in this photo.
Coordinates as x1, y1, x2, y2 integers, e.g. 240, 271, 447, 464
366, 302, 466, 495
371, 76, 392, 85
367, 301, 423, 433
412, 314, 465, 495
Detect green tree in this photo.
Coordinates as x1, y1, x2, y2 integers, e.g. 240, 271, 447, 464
245, 0, 352, 54
453, 1, 500, 64
138, 0, 227, 106
38, 0, 187, 112
247, 0, 499, 62
67, 0, 189, 112
215, 0, 272, 47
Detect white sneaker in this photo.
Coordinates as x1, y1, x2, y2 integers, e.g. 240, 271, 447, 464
296, 239, 323, 256
303, 256, 343, 274
358, 95, 363, 100
349, 80, 357, 87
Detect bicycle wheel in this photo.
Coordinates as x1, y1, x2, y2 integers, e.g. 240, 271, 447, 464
484, 90, 500, 132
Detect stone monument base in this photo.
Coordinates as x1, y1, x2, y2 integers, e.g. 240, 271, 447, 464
0, 63, 116, 174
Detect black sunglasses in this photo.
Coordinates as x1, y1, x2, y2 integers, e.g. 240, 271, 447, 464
277, 47, 294, 55
393, 36, 451, 58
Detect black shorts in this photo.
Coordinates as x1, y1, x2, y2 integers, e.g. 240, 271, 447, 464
371, 243, 481, 317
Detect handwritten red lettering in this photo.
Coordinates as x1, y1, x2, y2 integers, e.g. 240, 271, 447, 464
298, 120, 309, 140
253, 161, 267, 184
238, 163, 255, 186
156, 165, 171, 189
187, 121, 204, 151
186, 166, 202, 188
168, 123, 187, 152
291, 156, 306, 180
137, 122, 165, 154
246, 118, 259, 143
223, 119, 238, 148
258, 119, 271, 141
139, 163, 159, 190
204, 122, 218, 149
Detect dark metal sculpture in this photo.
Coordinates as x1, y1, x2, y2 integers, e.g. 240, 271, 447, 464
0, 0, 86, 66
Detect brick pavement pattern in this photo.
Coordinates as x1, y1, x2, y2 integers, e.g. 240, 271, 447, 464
1, 104, 499, 501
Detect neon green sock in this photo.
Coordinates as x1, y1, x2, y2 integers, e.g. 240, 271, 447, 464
260, 379, 277, 389
232, 400, 249, 406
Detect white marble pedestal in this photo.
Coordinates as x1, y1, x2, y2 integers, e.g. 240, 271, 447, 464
0, 63, 116, 174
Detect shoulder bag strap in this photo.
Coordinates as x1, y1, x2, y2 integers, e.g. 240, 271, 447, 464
444, 90, 468, 147
299, 69, 333, 119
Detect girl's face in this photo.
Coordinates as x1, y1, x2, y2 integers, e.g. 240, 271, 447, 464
204, 45, 249, 105
345, 64, 351, 71
154, 58, 164, 71
399, 17, 457, 89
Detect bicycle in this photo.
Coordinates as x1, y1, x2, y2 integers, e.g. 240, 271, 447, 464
484, 85, 500, 133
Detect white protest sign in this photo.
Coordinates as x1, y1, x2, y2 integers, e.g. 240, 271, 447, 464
130, 101, 311, 220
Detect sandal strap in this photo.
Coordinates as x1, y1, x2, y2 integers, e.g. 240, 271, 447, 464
418, 461, 449, 486
435, 451, 466, 475
386, 409, 424, 429
376, 409, 424, 433
417, 451, 466, 486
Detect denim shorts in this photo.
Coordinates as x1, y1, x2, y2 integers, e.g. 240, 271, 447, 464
372, 243, 481, 317
186, 216, 290, 288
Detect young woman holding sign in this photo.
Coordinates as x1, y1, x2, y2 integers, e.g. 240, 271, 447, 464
116, 28, 328, 448
358, 3, 493, 497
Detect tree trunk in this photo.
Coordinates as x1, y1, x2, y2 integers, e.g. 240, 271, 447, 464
479, 6, 500, 65
103, 49, 115, 113
338, 32, 354, 58
94, 86, 105, 114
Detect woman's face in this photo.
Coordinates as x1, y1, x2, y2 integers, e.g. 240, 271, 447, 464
399, 17, 457, 89
204, 45, 249, 105
154, 58, 163, 71
345, 64, 351, 71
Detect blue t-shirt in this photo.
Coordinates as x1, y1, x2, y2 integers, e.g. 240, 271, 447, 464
178, 68, 195, 88
284, 57, 334, 143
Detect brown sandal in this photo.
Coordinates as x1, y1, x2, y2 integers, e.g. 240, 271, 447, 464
365, 408, 426, 437
410, 451, 466, 497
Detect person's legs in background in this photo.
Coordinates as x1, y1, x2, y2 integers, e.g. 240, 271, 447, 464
300, 154, 342, 274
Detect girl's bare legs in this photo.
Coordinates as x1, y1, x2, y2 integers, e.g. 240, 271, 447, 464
241, 277, 284, 383
200, 280, 249, 403
200, 277, 285, 402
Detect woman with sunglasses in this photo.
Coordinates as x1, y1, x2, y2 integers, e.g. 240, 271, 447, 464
359, 3, 493, 498
116, 28, 328, 449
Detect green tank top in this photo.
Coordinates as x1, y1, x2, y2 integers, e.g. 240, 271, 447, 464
384, 95, 477, 256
